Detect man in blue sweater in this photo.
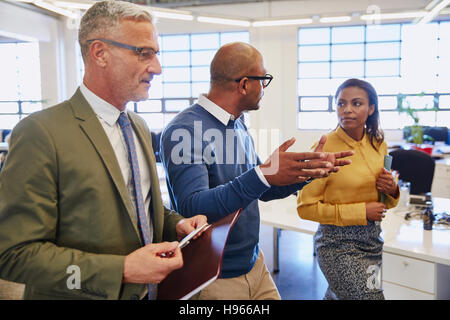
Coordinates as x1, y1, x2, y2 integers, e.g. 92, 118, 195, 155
160, 42, 353, 299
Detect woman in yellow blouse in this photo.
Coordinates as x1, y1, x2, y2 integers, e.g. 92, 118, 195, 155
297, 78, 399, 300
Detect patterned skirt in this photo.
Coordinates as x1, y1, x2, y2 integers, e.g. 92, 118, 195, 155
314, 221, 385, 300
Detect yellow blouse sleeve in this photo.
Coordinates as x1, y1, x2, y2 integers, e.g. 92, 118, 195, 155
385, 192, 400, 209
297, 178, 367, 226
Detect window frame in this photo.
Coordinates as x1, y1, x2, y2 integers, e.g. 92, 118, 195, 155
297, 21, 450, 130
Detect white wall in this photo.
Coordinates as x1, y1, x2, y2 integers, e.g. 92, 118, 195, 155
61, 17, 82, 99
0, 1, 67, 109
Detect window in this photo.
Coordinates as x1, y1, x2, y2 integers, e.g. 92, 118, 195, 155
297, 22, 450, 129
129, 31, 249, 132
0, 42, 42, 130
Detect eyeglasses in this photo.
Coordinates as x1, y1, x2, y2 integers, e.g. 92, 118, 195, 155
235, 73, 273, 88
86, 38, 159, 62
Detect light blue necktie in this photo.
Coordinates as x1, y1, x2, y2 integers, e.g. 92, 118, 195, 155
118, 112, 156, 300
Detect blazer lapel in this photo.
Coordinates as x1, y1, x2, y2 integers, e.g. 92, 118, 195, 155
68, 89, 142, 243
128, 112, 164, 243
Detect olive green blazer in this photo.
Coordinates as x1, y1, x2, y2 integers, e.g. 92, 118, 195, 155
0, 89, 183, 299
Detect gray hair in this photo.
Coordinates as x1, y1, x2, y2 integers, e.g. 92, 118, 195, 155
78, 0, 153, 61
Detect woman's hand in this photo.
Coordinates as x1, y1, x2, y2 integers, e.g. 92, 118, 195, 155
366, 202, 386, 221
376, 168, 399, 198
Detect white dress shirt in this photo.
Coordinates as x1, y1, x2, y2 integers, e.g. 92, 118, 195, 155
80, 83, 153, 238
197, 94, 270, 187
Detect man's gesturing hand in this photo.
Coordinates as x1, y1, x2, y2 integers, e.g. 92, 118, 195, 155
260, 137, 333, 186
313, 135, 354, 176
260, 136, 354, 186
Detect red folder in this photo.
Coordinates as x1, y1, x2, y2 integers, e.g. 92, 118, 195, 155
157, 209, 242, 300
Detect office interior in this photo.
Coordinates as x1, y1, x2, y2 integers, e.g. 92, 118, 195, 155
0, 0, 449, 300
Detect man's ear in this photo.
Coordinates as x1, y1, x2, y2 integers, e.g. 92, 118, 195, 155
89, 41, 108, 68
238, 78, 248, 95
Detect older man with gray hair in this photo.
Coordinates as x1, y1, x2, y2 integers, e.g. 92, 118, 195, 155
0, 0, 206, 300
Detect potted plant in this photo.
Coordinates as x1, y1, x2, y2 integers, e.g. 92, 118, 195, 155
398, 93, 438, 155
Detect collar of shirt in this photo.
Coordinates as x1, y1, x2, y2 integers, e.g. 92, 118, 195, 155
335, 125, 368, 149
80, 82, 122, 126
197, 93, 237, 126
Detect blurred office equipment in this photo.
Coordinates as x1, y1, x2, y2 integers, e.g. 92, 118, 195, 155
431, 158, 450, 198
424, 126, 449, 144
403, 126, 449, 145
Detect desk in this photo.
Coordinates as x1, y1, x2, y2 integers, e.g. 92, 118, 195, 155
381, 198, 450, 299
259, 196, 450, 300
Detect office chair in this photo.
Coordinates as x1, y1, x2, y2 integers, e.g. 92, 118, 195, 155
389, 149, 435, 195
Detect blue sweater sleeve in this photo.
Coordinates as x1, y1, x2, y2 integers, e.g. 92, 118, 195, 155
259, 182, 308, 201
161, 125, 271, 223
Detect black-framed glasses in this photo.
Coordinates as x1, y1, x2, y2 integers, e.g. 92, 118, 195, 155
86, 38, 159, 62
235, 73, 273, 88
